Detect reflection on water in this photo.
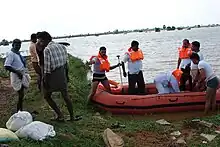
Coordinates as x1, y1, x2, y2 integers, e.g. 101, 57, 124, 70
1, 27, 220, 83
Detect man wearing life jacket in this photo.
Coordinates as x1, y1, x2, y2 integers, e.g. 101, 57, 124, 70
154, 69, 182, 94
121, 40, 145, 95
190, 41, 205, 91
87, 47, 120, 102
177, 39, 193, 91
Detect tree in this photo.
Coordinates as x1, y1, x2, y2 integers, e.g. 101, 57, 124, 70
155, 28, 160, 32
113, 29, 119, 34
163, 25, 166, 30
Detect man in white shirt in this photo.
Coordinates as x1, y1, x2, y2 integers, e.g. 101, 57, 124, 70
190, 52, 219, 114
154, 70, 181, 94
190, 41, 204, 83
121, 41, 145, 95
4, 39, 30, 111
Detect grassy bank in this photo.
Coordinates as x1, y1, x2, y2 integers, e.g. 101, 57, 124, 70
1, 55, 220, 146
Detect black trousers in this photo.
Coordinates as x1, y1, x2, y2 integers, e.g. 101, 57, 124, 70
128, 71, 145, 95
180, 67, 192, 91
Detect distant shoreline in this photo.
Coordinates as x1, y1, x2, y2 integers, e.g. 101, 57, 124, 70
5, 24, 220, 44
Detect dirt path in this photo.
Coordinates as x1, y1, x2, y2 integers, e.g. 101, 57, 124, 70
0, 78, 14, 118
114, 110, 219, 146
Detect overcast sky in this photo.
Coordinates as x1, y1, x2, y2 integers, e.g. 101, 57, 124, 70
0, 0, 219, 40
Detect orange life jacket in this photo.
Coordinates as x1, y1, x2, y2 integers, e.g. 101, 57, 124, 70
90, 53, 110, 72
172, 69, 183, 83
178, 47, 192, 59
127, 48, 144, 62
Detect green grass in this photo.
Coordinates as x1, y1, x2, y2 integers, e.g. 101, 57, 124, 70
0, 58, 9, 78
1, 55, 220, 146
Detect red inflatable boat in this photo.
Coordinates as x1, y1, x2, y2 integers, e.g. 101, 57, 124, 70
92, 81, 220, 114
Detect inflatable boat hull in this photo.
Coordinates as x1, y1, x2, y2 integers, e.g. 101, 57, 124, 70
92, 83, 220, 114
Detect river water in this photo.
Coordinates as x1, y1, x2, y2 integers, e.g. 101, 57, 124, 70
1, 27, 220, 84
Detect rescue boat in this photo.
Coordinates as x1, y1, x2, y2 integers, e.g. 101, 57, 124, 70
92, 81, 220, 114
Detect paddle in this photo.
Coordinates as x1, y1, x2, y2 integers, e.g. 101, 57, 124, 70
116, 55, 124, 93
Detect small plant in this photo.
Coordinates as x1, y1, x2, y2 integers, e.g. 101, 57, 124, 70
0, 57, 9, 78
0, 68, 9, 78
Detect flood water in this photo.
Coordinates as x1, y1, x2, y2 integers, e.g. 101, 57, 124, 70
1, 27, 220, 84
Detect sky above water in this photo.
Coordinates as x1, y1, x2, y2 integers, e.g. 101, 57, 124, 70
0, 0, 219, 40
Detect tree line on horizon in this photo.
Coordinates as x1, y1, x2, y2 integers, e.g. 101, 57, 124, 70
1, 24, 220, 44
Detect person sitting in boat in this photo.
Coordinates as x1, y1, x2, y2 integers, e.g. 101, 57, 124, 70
190, 41, 205, 91
177, 39, 193, 91
121, 40, 145, 95
87, 46, 120, 103
154, 69, 182, 94
190, 52, 219, 114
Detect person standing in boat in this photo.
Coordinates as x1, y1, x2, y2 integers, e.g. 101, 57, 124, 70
154, 69, 182, 94
177, 39, 193, 91
87, 47, 120, 102
190, 52, 219, 114
121, 40, 145, 95
29, 33, 41, 91
190, 41, 205, 91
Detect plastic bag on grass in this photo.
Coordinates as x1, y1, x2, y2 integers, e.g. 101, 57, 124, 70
6, 111, 33, 131
15, 121, 56, 141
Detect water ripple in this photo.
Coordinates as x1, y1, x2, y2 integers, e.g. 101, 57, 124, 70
1, 27, 220, 83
